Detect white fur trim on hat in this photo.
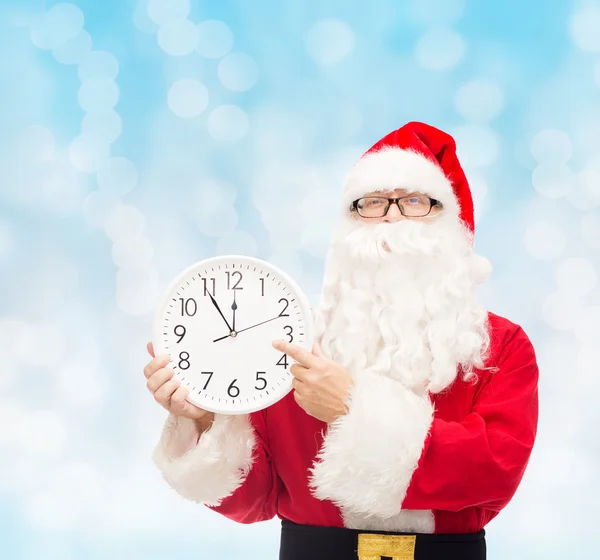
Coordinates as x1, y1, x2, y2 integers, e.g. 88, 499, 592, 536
308, 370, 435, 522
343, 147, 459, 215
153, 413, 257, 506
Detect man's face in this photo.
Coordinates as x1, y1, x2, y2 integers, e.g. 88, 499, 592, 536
350, 188, 443, 224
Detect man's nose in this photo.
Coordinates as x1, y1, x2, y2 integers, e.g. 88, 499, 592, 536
383, 202, 405, 223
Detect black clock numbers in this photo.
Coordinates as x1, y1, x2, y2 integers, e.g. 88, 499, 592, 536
179, 298, 197, 316
174, 325, 186, 343
202, 277, 216, 297
228, 379, 240, 397
255, 372, 267, 390
278, 298, 290, 317
226, 271, 243, 290
284, 325, 293, 342
178, 351, 190, 370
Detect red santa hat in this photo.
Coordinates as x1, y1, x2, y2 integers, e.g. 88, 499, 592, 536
342, 121, 475, 234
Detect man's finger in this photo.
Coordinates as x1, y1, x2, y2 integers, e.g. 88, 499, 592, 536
290, 362, 310, 381
147, 341, 155, 358
272, 340, 320, 369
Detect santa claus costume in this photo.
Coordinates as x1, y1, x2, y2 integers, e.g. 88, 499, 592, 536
153, 122, 539, 560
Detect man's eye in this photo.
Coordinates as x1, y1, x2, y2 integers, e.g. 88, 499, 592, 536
407, 197, 422, 205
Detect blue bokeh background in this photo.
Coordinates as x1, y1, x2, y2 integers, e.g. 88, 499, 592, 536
1, 0, 600, 558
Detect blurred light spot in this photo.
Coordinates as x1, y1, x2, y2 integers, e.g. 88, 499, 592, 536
569, 5, 600, 53
299, 189, 339, 258
167, 78, 209, 118
530, 129, 573, 164
196, 20, 234, 59
52, 29, 92, 65
215, 230, 259, 256
78, 78, 119, 112
542, 291, 584, 331
29, 157, 90, 216
578, 156, 600, 203
306, 19, 355, 66
454, 79, 504, 122
117, 267, 160, 315
78, 50, 119, 82
69, 134, 110, 173
16, 124, 55, 164
112, 235, 155, 268
581, 210, 600, 249
147, 0, 190, 25
574, 305, 600, 344
409, 0, 466, 24
556, 257, 598, 296
415, 27, 465, 71
83, 190, 122, 228
157, 19, 199, 56
57, 363, 105, 406
17, 409, 66, 458
218, 53, 259, 92
97, 157, 139, 196
162, 53, 204, 83
452, 125, 499, 166
268, 251, 304, 284
29, 3, 84, 50
104, 204, 147, 243
133, 0, 158, 34
24, 462, 103, 531
207, 105, 249, 142
0, 221, 13, 260
0, 399, 24, 445
594, 61, 600, 88
0, 359, 17, 392
532, 163, 576, 199
524, 221, 566, 260
194, 178, 237, 210
81, 109, 122, 144
197, 205, 239, 238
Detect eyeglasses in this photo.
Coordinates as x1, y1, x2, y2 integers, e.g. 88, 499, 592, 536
351, 195, 441, 218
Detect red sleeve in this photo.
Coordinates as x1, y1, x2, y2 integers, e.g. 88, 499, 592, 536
206, 409, 279, 523
401, 326, 539, 513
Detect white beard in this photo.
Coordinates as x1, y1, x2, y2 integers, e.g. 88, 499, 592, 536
313, 212, 492, 394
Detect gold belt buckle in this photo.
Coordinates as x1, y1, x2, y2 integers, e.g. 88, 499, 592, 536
357, 533, 416, 560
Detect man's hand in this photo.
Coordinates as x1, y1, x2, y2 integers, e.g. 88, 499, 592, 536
272, 339, 354, 423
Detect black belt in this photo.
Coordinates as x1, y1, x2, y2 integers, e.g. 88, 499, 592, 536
279, 519, 486, 560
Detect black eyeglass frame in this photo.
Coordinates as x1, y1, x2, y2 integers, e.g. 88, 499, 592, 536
350, 195, 442, 218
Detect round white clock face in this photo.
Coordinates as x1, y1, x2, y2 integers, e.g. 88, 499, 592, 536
152, 255, 314, 415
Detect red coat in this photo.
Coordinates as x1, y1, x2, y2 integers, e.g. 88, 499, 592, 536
154, 312, 539, 534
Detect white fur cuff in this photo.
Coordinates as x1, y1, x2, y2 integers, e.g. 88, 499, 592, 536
309, 372, 434, 518
153, 413, 257, 506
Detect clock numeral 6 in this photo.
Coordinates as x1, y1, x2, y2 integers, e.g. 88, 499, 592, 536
174, 325, 186, 343
283, 325, 293, 342
255, 372, 267, 390
179, 298, 197, 316
278, 298, 290, 317
179, 351, 190, 370
276, 353, 288, 368
227, 379, 240, 398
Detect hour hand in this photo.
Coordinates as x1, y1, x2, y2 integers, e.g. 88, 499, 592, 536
231, 290, 238, 332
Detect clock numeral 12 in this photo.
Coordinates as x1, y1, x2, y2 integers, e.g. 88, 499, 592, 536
226, 271, 243, 290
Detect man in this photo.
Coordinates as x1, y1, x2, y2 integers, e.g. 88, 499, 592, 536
145, 122, 539, 560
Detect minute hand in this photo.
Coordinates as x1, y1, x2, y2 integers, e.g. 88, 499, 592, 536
208, 292, 234, 332
213, 315, 282, 342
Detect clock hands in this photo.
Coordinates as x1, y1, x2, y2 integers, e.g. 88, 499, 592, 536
213, 314, 282, 342
207, 292, 234, 334
231, 290, 238, 332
